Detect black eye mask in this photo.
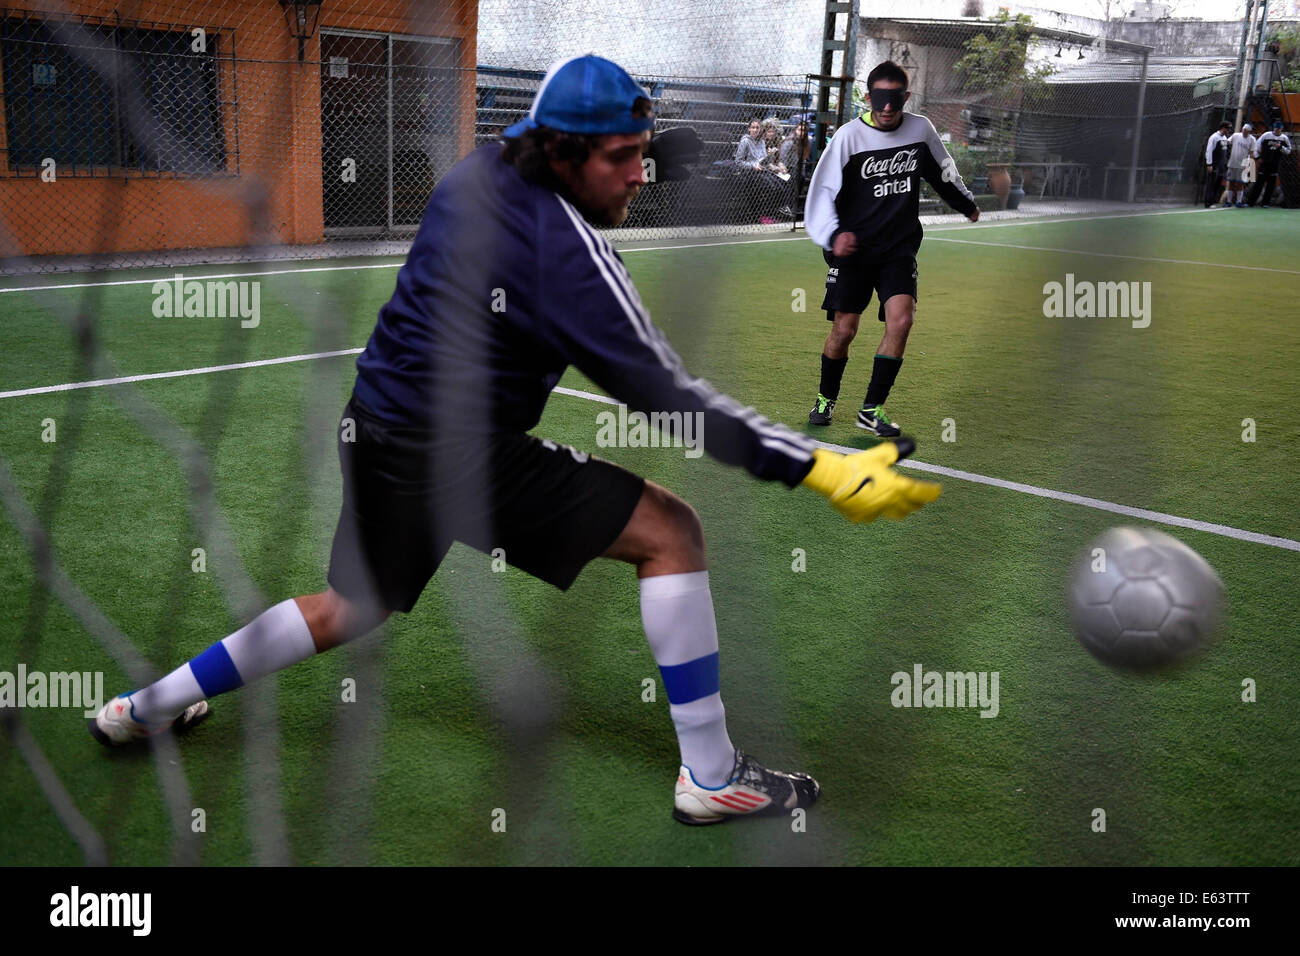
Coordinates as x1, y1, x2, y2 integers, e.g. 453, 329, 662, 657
869, 88, 906, 114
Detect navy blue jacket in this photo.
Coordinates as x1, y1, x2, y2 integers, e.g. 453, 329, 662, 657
354, 143, 815, 486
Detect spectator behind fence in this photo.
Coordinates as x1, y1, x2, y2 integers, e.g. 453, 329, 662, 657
780, 119, 811, 178
721, 117, 793, 223
734, 119, 767, 168
760, 119, 786, 174
777, 119, 812, 219
752, 118, 793, 221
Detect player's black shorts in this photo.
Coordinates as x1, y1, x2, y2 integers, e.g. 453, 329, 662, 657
327, 394, 646, 613
821, 249, 918, 322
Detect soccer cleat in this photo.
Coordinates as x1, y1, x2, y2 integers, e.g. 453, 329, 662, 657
88, 693, 210, 747
1235, 201, 1247, 208
673, 749, 820, 826
808, 393, 836, 426
857, 404, 901, 438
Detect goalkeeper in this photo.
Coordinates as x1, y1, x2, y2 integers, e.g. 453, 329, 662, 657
88, 56, 939, 826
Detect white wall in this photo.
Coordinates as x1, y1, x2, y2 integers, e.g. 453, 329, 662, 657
477, 0, 827, 78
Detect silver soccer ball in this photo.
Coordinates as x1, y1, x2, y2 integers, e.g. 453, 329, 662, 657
1068, 526, 1225, 671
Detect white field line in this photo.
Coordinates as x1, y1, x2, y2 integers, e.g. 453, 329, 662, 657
1, 359, 1293, 551
0, 205, 1239, 294
551, 386, 1299, 552
0, 348, 364, 398
925, 204, 1220, 232
0, 263, 403, 295
3, 200, 1295, 554
926, 236, 1300, 276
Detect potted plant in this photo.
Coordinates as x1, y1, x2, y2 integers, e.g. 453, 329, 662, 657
947, 141, 988, 194
986, 142, 1015, 208
1006, 177, 1025, 209
987, 162, 1011, 207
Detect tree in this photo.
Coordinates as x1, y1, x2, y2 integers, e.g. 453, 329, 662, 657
954, 10, 1055, 100
1091, 0, 1125, 24
1266, 25, 1300, 93
954, 10, 1055, 167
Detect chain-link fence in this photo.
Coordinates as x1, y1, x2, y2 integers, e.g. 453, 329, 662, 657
0, 0, 831, 275
0, 2, 1270, 272
859, 12, 1239, 215
0, 0, 1286, 870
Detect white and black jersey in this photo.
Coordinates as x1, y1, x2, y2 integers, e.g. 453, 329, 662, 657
806, 111, 976, 257
1205, 130, 1230, 169
1255, 131, 1293, 173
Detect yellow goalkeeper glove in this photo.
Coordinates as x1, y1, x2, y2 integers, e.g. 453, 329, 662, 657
800, 439, 941, 523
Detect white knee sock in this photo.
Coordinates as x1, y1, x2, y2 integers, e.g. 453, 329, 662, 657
129, 599, 316, 724
639, 571, 736, 787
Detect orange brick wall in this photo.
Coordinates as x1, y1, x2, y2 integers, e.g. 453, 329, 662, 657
0, 0, 478, 259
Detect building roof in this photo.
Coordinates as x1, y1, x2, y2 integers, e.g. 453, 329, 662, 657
1043, 56, 1237, 85
861, 17, 1154, 54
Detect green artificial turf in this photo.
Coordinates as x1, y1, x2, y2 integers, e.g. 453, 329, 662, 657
1, 207, 1297, 865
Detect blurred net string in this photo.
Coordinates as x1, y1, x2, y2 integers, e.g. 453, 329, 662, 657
0, 0, 1242, 865
0, 1, 828, 278
2, 0, 569, 865
0, 448, 199, 864
0, 704, 108, 865
0, 0, 292, 864
0, 11, 218, 852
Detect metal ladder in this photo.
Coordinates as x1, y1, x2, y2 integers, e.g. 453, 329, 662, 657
809, 0, 859, 156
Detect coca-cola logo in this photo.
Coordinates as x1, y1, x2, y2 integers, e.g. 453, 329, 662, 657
860, 148, 918, 179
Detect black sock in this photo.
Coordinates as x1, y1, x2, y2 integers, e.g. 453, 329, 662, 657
864, 354, 903, 408
819, 354, 849, 402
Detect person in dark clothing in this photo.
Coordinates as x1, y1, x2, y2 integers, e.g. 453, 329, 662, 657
1204, 121, 1231, 208
88, 55, 940, 828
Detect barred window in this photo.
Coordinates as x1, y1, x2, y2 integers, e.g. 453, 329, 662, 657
1, 15, 227, 175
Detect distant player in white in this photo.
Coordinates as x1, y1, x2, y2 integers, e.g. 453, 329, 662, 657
1224, 124, 1257, 208
803, 60, 979, 435
1203, 120, 1231, 208
1252, 120, 1293, 208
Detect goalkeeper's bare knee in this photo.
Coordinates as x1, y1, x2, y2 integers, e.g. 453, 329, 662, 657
603, 481, 706, 575
295, 589, 391, 652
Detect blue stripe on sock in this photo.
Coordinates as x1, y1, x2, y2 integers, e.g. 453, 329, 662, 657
189, 641, 243, 697
659, 652, 720, 705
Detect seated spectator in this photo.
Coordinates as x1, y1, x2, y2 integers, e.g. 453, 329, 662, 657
734, 119, 767, 168
719, 117, 793, 223
760, 118, 787, 175
739, 119, 793, 222
776, 120, 812, 219
779, 120, 811, 180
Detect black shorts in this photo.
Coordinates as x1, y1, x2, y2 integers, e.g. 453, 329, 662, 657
327, 395, 646, 613
821, 249, 918, 322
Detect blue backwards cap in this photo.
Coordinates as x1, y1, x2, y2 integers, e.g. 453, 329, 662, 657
502, 55, 654, 139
